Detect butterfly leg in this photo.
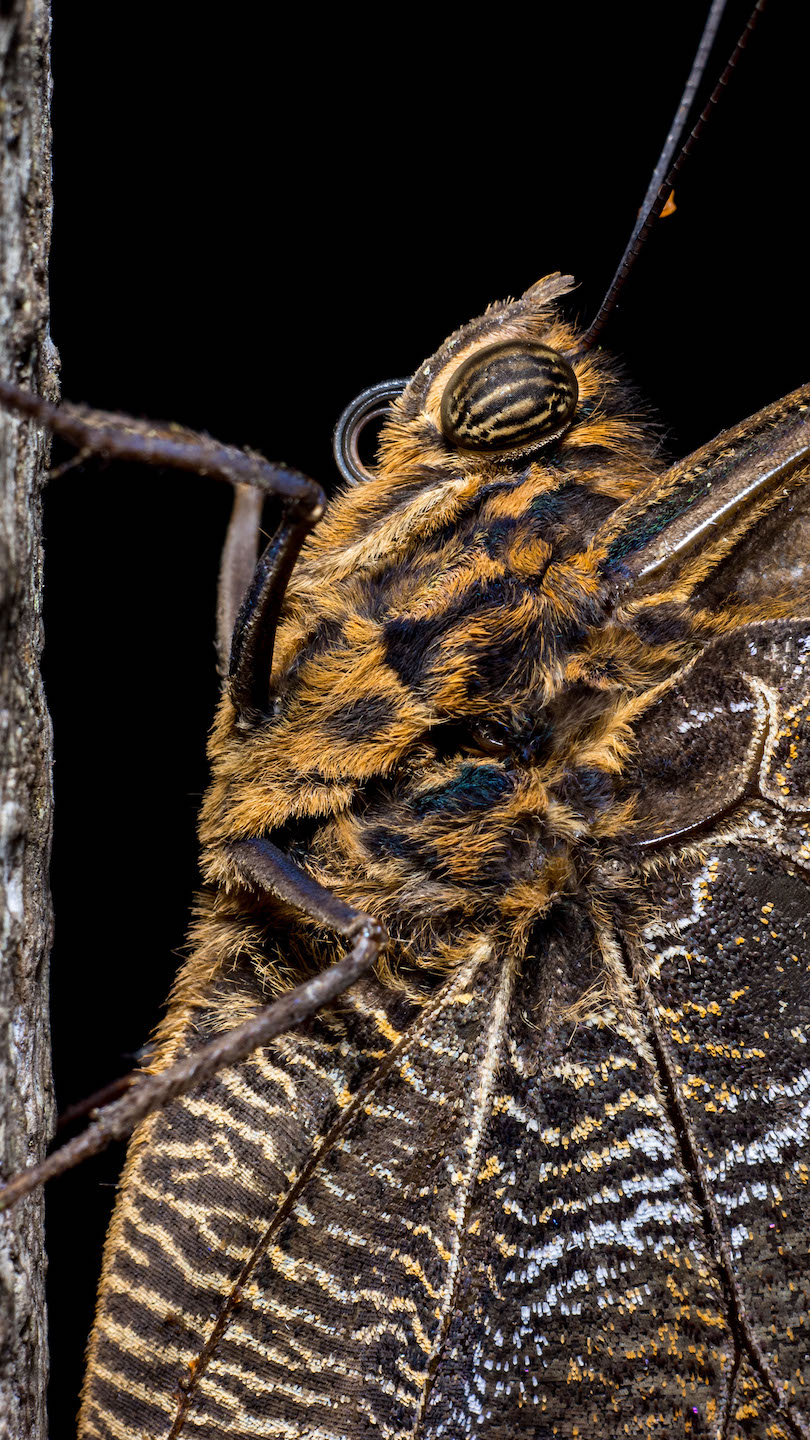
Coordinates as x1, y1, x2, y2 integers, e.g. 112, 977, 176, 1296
0, 377, 327, 717
226, 494, 323, 718
216, 483, 263, 675
0, 832, 385, 1209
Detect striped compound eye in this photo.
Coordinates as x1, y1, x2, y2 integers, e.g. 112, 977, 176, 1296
440, 341, 578, 454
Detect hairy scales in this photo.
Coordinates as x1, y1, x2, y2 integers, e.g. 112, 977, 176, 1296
79, 278, 810, 1437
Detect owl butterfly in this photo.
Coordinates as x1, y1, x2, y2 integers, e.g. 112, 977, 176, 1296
8, 1, 809, 1437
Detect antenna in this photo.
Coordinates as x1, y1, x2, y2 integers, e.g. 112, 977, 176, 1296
580, 0, 767, 350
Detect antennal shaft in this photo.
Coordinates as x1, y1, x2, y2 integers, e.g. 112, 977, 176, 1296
581, 0, 766, 351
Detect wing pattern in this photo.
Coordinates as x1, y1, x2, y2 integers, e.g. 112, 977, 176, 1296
78, 622, 810, 1437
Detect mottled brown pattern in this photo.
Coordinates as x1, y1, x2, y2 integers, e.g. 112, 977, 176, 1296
78, 280, 810, 1438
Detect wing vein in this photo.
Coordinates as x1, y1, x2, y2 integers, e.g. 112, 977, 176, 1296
411, 949, 516, 1436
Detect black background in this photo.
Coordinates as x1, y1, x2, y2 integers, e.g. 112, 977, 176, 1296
43, 2, 807, 1431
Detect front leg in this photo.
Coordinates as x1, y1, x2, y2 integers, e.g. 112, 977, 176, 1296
0, 377, 326, 719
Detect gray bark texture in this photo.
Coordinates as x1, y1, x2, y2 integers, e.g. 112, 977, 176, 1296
0, 2, 58, 1437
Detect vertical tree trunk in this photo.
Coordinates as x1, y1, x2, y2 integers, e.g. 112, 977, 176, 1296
0, 3, 57, 1436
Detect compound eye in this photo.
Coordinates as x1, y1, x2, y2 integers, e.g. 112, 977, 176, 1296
440, 341, 578, 454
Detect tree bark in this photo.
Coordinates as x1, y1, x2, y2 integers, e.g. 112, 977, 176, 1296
0, 3, 58, 1437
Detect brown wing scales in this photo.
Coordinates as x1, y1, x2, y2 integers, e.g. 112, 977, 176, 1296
79, 910, 797, 1437
632, 618, 810, 1435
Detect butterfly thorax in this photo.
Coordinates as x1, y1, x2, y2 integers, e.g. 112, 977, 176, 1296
191, 278, 718, 994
